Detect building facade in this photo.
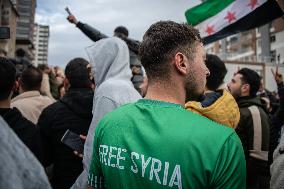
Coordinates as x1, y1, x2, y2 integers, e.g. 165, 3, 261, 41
0, 0, 18, 57
33, 23, 49, 66
16, 0, 36, 62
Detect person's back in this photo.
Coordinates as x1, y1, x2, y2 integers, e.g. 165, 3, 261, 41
0, 57, 43, 163
38, 58, 94, 189
0, 117, 51, 189
88, 21, 246, 189
11, 92, 54, 124
89, 99, 245, 189
11, 66, 55, 124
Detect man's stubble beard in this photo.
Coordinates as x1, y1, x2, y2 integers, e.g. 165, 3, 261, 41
185, 71, 205, 102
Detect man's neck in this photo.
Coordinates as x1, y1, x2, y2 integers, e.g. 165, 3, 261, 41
145, 81, 186, 106
0, 99, 11, 109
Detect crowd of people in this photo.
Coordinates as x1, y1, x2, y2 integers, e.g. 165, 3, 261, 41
0, 18, 283, 189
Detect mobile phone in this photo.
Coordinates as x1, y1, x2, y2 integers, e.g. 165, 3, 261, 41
65, 6, 72, 16
61, 129, 84, 154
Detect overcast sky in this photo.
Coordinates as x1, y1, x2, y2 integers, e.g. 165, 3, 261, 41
35, 0, 200, 68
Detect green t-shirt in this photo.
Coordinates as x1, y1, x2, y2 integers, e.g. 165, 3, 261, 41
88, 99, 246, 189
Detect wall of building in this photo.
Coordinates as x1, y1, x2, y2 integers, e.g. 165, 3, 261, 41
0, 0, 18, 57
16, 0, 36, 62
33, 24, 49, 66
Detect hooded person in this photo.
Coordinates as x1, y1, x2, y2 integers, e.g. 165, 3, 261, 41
71, 37, 141, 189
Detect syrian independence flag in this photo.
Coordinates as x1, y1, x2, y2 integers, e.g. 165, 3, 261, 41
185, 0, 284, 45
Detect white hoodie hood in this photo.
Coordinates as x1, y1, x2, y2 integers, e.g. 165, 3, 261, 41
87, 37, 132, 87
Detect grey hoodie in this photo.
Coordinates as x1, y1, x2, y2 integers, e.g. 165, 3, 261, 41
72, 37, 141, 189
271, 125, 284, 189
0, 117, 51, 189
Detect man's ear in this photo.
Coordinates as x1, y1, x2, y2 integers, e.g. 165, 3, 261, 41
13, 80, 18, 91
64, 77, 70, 91
241, 83, 250, 95
11, 80, 18, 94
173, 52, 188, 76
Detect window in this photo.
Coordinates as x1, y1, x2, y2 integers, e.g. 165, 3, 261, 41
270, 50, 276, 62
270, 35, 276, 43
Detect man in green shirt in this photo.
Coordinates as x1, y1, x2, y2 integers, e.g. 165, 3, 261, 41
88, 21, 246, 189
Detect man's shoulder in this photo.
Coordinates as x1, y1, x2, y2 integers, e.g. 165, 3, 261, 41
41, 100, 63, 115
98, 79, 134, 91
100, 102, 137, 119
96, 81, 141, 101
5, 108, 37, 131
38, 95, 55, 103
100, 101, 234, 136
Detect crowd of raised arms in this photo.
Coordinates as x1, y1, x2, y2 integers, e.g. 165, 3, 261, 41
0, 14, 283, 189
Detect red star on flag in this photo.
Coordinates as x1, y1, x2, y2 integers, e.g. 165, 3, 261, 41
205, 25, 215, 36
247, 0, 258, 10
224, 11, 236, 23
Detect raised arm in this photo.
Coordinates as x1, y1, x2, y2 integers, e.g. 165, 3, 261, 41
67, 14, 108, 42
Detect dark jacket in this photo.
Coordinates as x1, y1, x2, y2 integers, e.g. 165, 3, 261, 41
38, 88, 94, 189
236, 96, 270, 158
76, 22, 143, 91
269, 82, 284, 164
0, 107, 43, 163
236, 96, 271, 187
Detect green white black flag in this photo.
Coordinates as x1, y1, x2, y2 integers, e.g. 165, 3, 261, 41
185, 0, 284, 44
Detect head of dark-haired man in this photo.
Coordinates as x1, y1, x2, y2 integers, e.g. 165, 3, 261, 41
19, 66, 43, 93
0, 57, 16, 103
139, 21, 210, 103
228, 68, 260, 99
64, 57, 92, 91
205, 54, 227, 91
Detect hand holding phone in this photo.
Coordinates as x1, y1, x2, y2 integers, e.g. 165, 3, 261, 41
61, 129, 85, 154
65, 7, 78, 24
65, 6, 72, 15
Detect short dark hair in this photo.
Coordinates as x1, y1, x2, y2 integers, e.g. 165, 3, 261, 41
237, 68, 260, 97
65, 58, 91, 88
114, 26, 129, 37
139, 21, 201, 81
20, 66, 43, 91
16, 48, 26, 57
0, 57, 16, 100
205, 54, 227, 91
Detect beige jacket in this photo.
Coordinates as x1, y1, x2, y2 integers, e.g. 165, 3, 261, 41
11, 91, 55, 124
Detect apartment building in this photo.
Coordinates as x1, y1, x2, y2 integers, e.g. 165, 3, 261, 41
33, 23, 49, 66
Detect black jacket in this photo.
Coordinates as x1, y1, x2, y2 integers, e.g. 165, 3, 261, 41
236, 96, 271, 187
0, 107, 43, 163
269, 83, 284, 164
38, 88, 94, 189
236, 96, 271, 159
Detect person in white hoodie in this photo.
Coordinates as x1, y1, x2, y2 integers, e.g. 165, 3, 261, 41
71, 37, 141, 189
